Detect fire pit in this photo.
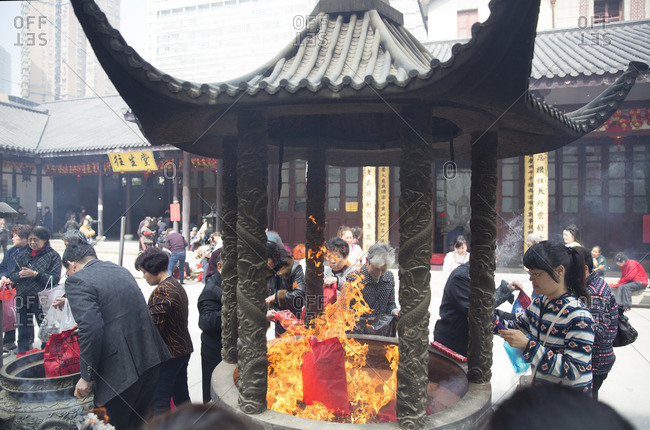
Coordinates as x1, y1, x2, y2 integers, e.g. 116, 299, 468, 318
211, 334, 491, 429
0, 351, 92, 429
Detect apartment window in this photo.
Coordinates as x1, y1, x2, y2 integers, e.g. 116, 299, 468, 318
594, 1, 622, 23
457, 9, 479, 38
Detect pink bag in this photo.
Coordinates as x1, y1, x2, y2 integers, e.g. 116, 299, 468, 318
1, 285, 16, 333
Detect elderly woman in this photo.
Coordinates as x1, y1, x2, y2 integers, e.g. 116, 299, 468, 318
8, 226, 62, 352
346, 242, 399, 335
135, 247, 193, 416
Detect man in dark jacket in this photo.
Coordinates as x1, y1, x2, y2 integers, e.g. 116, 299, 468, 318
433, 262, 516, 357
62, 243, 171, 430
197, 248, 223, 403
165, 228, 189, 285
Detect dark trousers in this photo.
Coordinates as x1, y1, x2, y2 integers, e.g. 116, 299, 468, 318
592, 373, 608, 400
103, 365, 159, 430
201, 353, 222, 403
3, 330, 15, 345
154, 354, 191, 415
16, 294, 43, 352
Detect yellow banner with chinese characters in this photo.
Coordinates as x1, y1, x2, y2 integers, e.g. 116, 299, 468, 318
524, 153, 548, 252
377, 167, 390, 243
108, 151, 157, 172
362, 167, 376, 254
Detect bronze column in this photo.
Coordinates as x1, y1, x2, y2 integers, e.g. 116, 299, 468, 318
467, 131, 498, 383
397, 105, 433, 429
221, 138, 239, 364
304, 148, 326, 325
236, 111, 268, 414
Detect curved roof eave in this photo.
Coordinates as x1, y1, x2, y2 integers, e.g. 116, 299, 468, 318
70, 0, 646, 162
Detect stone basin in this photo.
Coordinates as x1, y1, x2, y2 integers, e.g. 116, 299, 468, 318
211, 334, 491, 429
0, 351, 92, 430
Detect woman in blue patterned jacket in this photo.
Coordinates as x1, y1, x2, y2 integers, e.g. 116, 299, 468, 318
499, 241, 595, 394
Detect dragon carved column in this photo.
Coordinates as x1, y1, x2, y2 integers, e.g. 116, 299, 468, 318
236, 111, 268, 414
467, 131, 497, 383
221, 137, 238, 364
397, 105, 433, 429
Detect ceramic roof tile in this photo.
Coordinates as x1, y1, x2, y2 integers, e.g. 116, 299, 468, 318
424, 18, 650, 82
0, 102, 49, 153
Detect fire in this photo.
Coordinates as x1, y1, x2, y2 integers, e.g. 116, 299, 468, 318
307, 244, 327, 267
267, 271, 399, 423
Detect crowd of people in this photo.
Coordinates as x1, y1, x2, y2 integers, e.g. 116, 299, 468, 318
0, 217, 646, 428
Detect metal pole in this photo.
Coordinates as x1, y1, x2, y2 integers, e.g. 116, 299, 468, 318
118, 216, 126, 266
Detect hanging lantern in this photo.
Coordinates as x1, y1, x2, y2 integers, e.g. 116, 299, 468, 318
144, 171, 151, 180
76, 174, 82, 182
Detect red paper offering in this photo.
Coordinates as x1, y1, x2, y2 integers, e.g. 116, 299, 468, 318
302, 337, 350, 416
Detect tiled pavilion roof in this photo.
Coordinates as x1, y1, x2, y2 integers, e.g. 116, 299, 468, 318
4, 0, 639, 164
425, 18, 650, 88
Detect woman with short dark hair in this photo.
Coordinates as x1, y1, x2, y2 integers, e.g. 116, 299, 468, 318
8, 226, 62, 352
135, 247, 193, 416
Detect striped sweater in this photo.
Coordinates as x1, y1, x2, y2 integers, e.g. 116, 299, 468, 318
586, 272, 618, 375
510, 293, 594, 394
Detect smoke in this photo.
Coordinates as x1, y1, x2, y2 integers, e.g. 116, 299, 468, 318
497, 213, 525, 267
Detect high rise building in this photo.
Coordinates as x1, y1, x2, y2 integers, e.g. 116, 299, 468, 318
19, 0, 120, 103
0, 46, 10, 94
146, 0, 427, 82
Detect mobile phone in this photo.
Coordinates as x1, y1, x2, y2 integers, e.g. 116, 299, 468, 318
493, 319, 507, 330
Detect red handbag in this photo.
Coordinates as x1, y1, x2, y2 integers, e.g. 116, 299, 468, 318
43, 328, 80, 377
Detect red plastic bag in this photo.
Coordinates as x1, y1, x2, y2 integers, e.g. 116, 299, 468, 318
302, 337, 350, 416
271, 310, 299, 331
44, 328, 80, 377
323, 286, 337, 307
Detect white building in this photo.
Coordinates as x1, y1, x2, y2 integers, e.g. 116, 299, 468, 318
425, 0, 650, 41
19, 0, 120, 103
0, 46, 10, 95
147, 0, 426, 82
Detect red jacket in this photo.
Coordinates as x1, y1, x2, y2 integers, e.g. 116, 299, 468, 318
612, 259, 648, 288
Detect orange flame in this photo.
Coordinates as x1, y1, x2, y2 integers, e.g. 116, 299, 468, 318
267, 271, 399, 423
307, 244, 327, 268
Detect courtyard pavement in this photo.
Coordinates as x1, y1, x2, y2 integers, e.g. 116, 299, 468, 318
3, 238, 649, 428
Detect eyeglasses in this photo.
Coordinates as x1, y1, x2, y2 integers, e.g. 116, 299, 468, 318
528, 271, 544, 279
28, 238, 43, 243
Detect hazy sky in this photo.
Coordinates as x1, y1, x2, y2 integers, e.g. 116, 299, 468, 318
0, 0, 148, 97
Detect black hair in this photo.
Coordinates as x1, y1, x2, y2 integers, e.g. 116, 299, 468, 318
523, 241, 590, 306
63, 230, 87, 247
454, 235, 467, 249
62, 242, 97, 270
266, 241, 289, 272
614, 252, 628, 263
326, 237, 349, 258
135, 247, 169, 275
563, 224, 580, 242
30, 226, 51, 242
141, 403, 261, 430
577, 247, 593, 273
488, 384, 633, 430
10, 224, 32, 240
